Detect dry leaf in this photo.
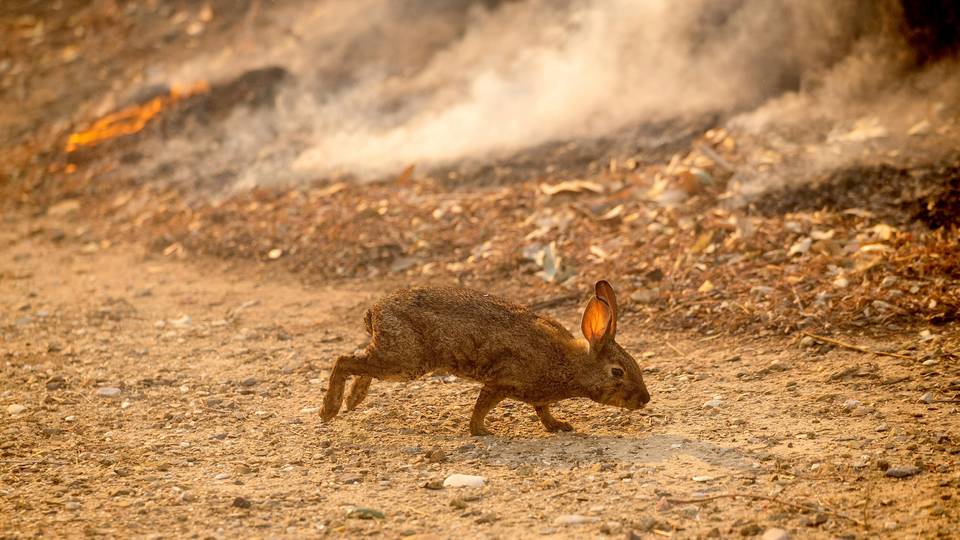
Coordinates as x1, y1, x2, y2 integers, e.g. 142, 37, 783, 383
540, 180, 604, 196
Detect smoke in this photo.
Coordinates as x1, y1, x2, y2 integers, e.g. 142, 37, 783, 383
138, 0, 957, 189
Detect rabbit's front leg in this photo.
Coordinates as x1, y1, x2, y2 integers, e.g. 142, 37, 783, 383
534, 404, 574, 432
470, 387, 504, 436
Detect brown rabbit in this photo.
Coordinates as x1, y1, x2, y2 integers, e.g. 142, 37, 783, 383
320, 280, 650, 435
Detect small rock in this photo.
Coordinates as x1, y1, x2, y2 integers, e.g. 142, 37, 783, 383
46, 375, 65, 391
841, 399, 861, 412
703, 397, 723, 409
449, 497, 467, 509
761, 527, 790, 540
920, 392, 934, 404
423, 480, 444, 490
96, 387, 122, 398
425, 448, 447, 463
740, 523, 763, 536
347, 507, 384, 520
443, 474, 486, 488
630, 289, 657, 303
232, 496, 251, 509
7, 404, 26, 415
600, 521, 622, 535
885, 466, 921, 478
169, 315, 192, 328
553, 514, 599, 526
800, 336, 815, 348
64, 501, 81, 511
929, 504, 946, 517
300, 406, 319, 414
475, 512, 498, 524
801, 513, 827, 527
241, 377, 257, 387
340, 474, 363, 484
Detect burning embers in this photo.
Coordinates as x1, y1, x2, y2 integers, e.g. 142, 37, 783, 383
65, 81, 209, 153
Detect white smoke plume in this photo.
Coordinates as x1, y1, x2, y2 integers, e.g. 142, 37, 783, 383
141, 0, 957, 188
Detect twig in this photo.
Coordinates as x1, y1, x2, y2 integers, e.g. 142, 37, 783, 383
528, 293, 581, 311
933, 399, 960, 404
665, 342, 691, 360
694, 143, 735, 173
801, 332, 913, 360
665, 492, 865, 526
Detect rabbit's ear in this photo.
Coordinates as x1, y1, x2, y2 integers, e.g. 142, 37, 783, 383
581, 297, 613, 352
594, 280, 618, 336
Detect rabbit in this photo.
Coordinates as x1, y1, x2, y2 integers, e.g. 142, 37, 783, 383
320, 280, 650, 435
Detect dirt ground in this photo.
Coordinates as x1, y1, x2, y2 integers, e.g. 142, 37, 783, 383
2, 211, 959, 539
2, 1, 960, 539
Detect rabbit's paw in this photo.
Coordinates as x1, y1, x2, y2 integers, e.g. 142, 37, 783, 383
543, 419, 574, 432
470, 425, 493, 437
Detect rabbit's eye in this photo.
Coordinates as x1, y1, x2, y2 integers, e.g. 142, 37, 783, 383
611, 367, 624, 379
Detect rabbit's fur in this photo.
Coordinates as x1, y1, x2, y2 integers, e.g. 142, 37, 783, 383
321, 280, 650, 435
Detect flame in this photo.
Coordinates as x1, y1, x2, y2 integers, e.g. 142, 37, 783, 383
66, 81, 210, 153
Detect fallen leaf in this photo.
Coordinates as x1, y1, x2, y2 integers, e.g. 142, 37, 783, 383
540, 180, 604, 196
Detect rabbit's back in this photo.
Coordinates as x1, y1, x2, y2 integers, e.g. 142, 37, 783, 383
366, 287, 574, 383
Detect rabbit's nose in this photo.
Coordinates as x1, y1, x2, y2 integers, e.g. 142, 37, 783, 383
638, 388, 651, 405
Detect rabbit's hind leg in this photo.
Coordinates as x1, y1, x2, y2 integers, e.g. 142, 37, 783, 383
345, 376, 372, 411
322, 353, 372, 422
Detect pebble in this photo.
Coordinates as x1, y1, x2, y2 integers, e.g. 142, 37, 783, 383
739, 523, 762, 536
443, 474, 486, 488
800, 336, 815, 348
920, 392, 934, 404
347, 507, 384, 519
885, 466, 921, 478
241, 377, 258, 387
922, 358, 939, 366
761, 527, 790, 540
801, 513, 827, 527
600, 521, 623, 535
553, 514, 599, 526
703, 396, 723, 409
232, 496, 251, 509
169, 315, 192, 328
96, 387, 122, 398
841, 399, 861, 411
300, 407, 319, 414
64, 501, 81, 511
46, 375, 65, 390
6, 404, 26, 415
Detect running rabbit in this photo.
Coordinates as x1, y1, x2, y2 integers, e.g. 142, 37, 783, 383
320, 280, 650, 435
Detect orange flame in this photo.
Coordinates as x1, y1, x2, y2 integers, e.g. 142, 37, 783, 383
66, 81, 210, 153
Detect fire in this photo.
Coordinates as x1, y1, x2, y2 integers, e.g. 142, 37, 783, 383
65, 81, 210, 153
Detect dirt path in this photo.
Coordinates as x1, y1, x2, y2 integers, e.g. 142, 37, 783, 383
1, 214, 957, 539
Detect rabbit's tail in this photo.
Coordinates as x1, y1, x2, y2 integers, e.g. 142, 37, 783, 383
363, 308, 374, 335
